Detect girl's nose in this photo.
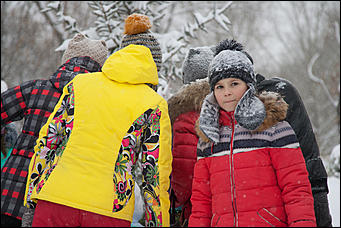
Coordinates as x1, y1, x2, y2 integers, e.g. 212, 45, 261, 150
224, 88, 232, 96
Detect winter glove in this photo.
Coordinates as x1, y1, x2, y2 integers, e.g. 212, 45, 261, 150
313, 192, 332, 227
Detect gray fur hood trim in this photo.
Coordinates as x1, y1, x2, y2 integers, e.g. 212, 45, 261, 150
197, 90, 288, 143
167, 78, 210, 125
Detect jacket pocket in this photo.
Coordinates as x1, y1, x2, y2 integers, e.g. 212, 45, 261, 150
257, 208, 287, 227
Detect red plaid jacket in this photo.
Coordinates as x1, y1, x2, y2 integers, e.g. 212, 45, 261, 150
1, 56, 101, 220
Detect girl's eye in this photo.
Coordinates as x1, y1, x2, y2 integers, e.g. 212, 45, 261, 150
231, 82, 239, 86
215, 85, 223, 89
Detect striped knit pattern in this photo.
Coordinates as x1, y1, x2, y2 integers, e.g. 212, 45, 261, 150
197, 121, 299, 159
120, 32, 162, 72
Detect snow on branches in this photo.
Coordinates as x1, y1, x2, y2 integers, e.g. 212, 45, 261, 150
39, 1, 232, 99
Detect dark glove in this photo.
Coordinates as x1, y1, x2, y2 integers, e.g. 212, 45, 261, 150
313, 192, 333, 227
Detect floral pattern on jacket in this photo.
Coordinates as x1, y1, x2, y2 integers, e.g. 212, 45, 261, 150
113, 107, 163, 227
26, 82, 75, 208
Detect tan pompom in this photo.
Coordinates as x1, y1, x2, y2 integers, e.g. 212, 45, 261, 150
124, 13, 152, 35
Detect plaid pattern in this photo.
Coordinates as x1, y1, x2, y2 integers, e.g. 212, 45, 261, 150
1, 57, 101, 220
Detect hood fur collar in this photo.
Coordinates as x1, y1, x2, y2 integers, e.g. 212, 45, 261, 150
167, 78, 210, 124
195, 91, 288, 143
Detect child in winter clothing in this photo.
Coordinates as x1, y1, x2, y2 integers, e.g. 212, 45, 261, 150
168, 46, 213, 227
1, 33, 108, 227
24, 13, 172, 227
188, 39, 316, 227
169, 43, 331, 228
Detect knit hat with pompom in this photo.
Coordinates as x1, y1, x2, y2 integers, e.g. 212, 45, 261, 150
205, 39, 266, 131
120, 13, 162, 72
208, 39, 255, 91
62, 33, 108, 66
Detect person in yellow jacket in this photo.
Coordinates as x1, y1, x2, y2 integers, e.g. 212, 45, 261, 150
24, 14, 172, 227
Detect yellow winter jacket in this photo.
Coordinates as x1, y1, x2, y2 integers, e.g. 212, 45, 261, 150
24, 45, 172, 226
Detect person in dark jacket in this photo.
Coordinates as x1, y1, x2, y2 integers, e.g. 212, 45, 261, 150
1, 33, 108, 227
189, 39, 316, 227
256, 74, 333, 227
168, 46, 213, 227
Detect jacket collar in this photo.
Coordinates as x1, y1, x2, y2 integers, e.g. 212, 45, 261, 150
219, 109, 236, 127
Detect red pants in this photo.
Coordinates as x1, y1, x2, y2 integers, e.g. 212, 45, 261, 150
32, 200, 131, 227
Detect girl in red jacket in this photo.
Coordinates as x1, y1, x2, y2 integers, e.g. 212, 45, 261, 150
188, 39, 316, 227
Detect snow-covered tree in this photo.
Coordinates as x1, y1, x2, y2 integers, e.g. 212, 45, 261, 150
33, 1, 80, 43
38, 1, 232, 99
86, 1, 169, 52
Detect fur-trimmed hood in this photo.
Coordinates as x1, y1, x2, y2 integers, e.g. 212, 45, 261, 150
195, 91, 288, 143
167, 78, 210, 125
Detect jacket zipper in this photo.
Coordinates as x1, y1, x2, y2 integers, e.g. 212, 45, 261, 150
228, 113, 238, 227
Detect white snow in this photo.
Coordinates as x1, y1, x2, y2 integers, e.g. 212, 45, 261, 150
275, 81, 287, 90
327, 144, 340, 227
328, 176, 340, 227
1, 80, 8, 93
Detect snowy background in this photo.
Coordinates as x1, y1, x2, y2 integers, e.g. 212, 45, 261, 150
1, 1, 339, 227
326, 144, 340, 227
328, 175, 340, 227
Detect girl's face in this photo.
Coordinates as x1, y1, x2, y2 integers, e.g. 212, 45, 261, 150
214, 78, 248, 112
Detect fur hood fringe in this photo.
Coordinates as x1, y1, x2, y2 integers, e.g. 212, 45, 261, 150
167, 79, 210, 125
195, 91, 288, 143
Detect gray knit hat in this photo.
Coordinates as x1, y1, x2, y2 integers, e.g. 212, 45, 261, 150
182, 46, 215, 84
120, 13, 162, 72
208, 39, 256, 91
62, 33, 109, 66
203, 39, 266, 131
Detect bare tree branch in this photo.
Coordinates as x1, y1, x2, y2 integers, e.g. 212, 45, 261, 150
33, 1, 64, 43
307, 53, 339, 108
